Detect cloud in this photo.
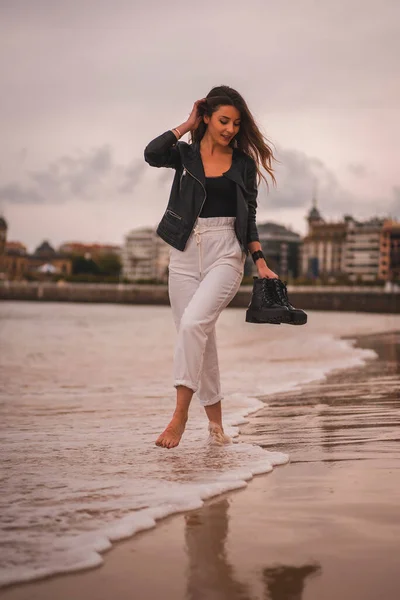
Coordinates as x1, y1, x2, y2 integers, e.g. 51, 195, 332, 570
1, 1, 398, 251
1, 139, 393, 233
0, 183, 45, 204
0, 146, 147, 204
258, 145, 396, 224
260, 146, 351, 212
117, 159, 146, 194
28, 146, 112, 198
347, 163, 367, 177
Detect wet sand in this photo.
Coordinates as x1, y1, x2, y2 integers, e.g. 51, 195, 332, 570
3, 330, 400, 600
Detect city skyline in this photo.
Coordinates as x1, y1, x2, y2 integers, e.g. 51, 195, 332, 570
0, 202, 394, 254
0, 1, 398, 249
1, 204, 390, 255
2, 209, 399, 283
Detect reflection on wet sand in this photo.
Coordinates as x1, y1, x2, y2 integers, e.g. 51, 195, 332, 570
263, 564, 321, 600
185, 497, 322, 600
183, 331, 400, 600
241, 331, 400, 464
185, 499, 251, 600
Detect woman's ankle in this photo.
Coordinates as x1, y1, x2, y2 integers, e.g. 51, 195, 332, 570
172, 410, 188, 423
208, 419, 223, 430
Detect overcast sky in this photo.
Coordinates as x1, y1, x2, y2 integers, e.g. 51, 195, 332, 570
0, 0, 398, 251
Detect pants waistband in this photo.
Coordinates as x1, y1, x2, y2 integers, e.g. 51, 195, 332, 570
194, 216, 236, 232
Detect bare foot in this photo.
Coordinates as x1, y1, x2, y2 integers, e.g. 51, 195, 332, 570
155, 416, 187, 449
207, 422, 232, 446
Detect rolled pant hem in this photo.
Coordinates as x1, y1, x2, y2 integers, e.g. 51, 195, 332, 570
198, 393, 224, 407
174, 379, 198, 393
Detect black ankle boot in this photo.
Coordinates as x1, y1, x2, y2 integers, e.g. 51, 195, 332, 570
271, 279, 308, 325
246, 277, 291, 324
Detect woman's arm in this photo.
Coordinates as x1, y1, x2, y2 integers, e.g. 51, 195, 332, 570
143, 121, 192, 169
246, 159, 279, 279
144, 99, 206, 169
248, 240, 278, 278
143, 127, 184, 169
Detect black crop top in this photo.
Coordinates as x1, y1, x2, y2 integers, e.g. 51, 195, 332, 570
199, 176, 237, 218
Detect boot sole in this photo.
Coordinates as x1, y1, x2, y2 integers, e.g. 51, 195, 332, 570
288, 312, 308, 326
246, 308, 290, 325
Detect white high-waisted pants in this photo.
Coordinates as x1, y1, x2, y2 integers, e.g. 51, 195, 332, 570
168, 216, 246, 407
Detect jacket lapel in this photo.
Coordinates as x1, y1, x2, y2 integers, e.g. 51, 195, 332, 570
182, 142, 248, 191
223, 152, 248, 192
181, 142, 206, 186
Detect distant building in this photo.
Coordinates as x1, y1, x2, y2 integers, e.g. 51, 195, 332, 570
300, 195, 396, 282
5, 241, 27, 254
379, 219, 400, 282
0, 217, 73, 280
27, 241, 73, 277
250, 222, 301, 279
301, 197, 347, 278
59, 242, 121, 258
343, 217, 385, 282
124, 221, 302, 282
3, 240, 28, 280
122, 227, 169, 282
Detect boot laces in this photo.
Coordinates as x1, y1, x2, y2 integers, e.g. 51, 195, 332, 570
279, 280, 294, 309
275, 281, 287, 303
261, 279, 277, 304
279, 280, 290, 303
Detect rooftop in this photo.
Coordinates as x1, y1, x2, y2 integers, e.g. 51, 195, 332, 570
257, 221, 301, 241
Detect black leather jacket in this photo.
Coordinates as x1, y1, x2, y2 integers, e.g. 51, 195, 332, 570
144, 130, 260, 254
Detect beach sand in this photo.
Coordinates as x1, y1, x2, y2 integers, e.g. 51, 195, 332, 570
2, 330, 400, 600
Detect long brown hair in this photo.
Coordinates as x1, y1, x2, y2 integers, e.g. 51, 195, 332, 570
190, 85, 278, 189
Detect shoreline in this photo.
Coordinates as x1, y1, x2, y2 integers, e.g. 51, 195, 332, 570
2, 327, 400, 599
1, 283, 399, 313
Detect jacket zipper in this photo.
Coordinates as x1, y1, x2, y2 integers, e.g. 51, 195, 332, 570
167, 160, 207, 224
179, 168, 186, 193
183, 165, 207, 221
166, 209, 182, 220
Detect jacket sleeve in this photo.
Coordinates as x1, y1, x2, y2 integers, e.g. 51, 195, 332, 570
144, 130, 181, 169
246, 157, 260, 244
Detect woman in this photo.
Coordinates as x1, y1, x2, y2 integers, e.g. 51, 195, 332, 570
144, 85, 278, 449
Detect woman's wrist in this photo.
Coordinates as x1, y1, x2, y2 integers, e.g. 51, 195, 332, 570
256, 259, 267, 270
251, 249, 266, 264
171, 121, 192, 139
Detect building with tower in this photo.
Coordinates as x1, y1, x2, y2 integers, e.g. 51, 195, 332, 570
300, 196, 347, 279
300, 194, 398, 282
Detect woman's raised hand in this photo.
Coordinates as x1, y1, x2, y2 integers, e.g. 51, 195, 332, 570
186, 98, 207, 131
172, 98, 207, 138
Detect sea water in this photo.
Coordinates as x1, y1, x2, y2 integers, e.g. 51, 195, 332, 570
1, 301, 399, 587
